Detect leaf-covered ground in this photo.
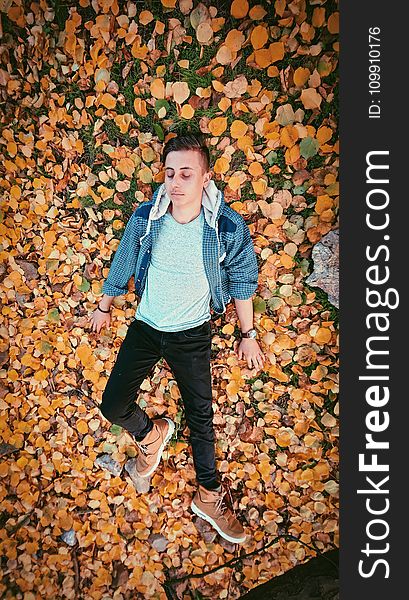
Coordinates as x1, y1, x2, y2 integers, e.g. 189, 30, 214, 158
0, 0, 339, 598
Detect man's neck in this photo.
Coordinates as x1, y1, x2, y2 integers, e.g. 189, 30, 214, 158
169, 202, 202, 224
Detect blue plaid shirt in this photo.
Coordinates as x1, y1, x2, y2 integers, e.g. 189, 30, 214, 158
102, 184, 259, 315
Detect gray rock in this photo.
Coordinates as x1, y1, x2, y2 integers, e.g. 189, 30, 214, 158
60, 529, 77, 546
124, 458, 151, 493
95, 454, 123, 477
306, 229, 339, 308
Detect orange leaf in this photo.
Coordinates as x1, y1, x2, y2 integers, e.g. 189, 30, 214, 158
251, 25, 269, 50
301, 88, 322, 110
134, 98, 148, 117
150, 78, 165, 99
254, 48, 272, 68
231, 0, 249, 18
312, 7, 325, 27
225, 29, 245, 51
216, 45, 234, 65
269, 42, 284, 63
99, 93, 116, 109
293, 67, 310, 87
172, 81, 190, 104
327, 12, 339, 34
249, 5, 267, 20
139, 10, 154, 25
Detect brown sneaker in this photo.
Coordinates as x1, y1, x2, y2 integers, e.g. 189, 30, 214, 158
135, 418, 175, 478
191, 483, 246, 544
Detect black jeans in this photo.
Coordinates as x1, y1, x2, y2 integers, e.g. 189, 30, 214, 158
100, 318, 220, 490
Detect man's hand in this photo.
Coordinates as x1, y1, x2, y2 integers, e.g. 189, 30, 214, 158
237, 338, 265, 370
89, 308, 111, 333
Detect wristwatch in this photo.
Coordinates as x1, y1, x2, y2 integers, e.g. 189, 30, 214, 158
242, 328, 257, 339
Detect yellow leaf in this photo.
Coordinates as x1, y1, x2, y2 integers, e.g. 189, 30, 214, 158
214, 157, 230, 174
138, 167, 153, 183
7, 140, 17, 156
180, 104, 195, 119
314, 327, 332, 344
275, 430, 291, 447
248, 162, 264, 177
114, 113, 132, 134
222, 323, 235, 335
252, 178, 267, 195
315, 195, 333, 214
285, 145, 300, 165
116, 158, 135, 177
231, 0, 249, 18
226, 380, 240, 396
142, 147, 156, 163
280, 125, 299, 148
77, 419, 89, 434
76, 344, 93, 367
230, 119, 248, 138
316, 126, 333, 145
208, 116, 228, 136
237, 135, 253, 152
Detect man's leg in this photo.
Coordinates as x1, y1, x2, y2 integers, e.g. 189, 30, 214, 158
163, 322, 220, 490
100, 319, 161, 440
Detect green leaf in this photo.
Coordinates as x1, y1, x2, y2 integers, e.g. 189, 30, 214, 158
109, 424, 122, 436
293, 184, 307, 194
266, 150, 278, 165
77, 277, 90, 292
153, 123, 165, 141
253, 296, 267, 313
47, 308, 60, 323
300, 136, 319, 159
154, 99, 170, 114
102, 442, 117, 454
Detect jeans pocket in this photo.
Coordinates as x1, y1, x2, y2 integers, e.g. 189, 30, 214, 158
182, 321, 211, 339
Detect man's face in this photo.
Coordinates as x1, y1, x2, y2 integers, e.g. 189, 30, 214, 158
164, 149, 211, 208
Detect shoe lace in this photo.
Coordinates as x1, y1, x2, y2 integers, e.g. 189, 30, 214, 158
136, 442, 150, 455
214, 484, 236, 519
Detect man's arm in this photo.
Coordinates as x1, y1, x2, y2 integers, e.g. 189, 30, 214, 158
234, 296, 265, 371
224, 218, 264, 370
101, 209, 141, 297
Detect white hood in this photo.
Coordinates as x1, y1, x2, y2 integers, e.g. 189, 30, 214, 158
149, 180, 223, 229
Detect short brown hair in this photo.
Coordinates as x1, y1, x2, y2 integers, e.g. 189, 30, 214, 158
162, 132, 210, 173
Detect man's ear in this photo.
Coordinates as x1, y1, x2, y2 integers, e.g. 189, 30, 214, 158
203, 171, 212, 187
